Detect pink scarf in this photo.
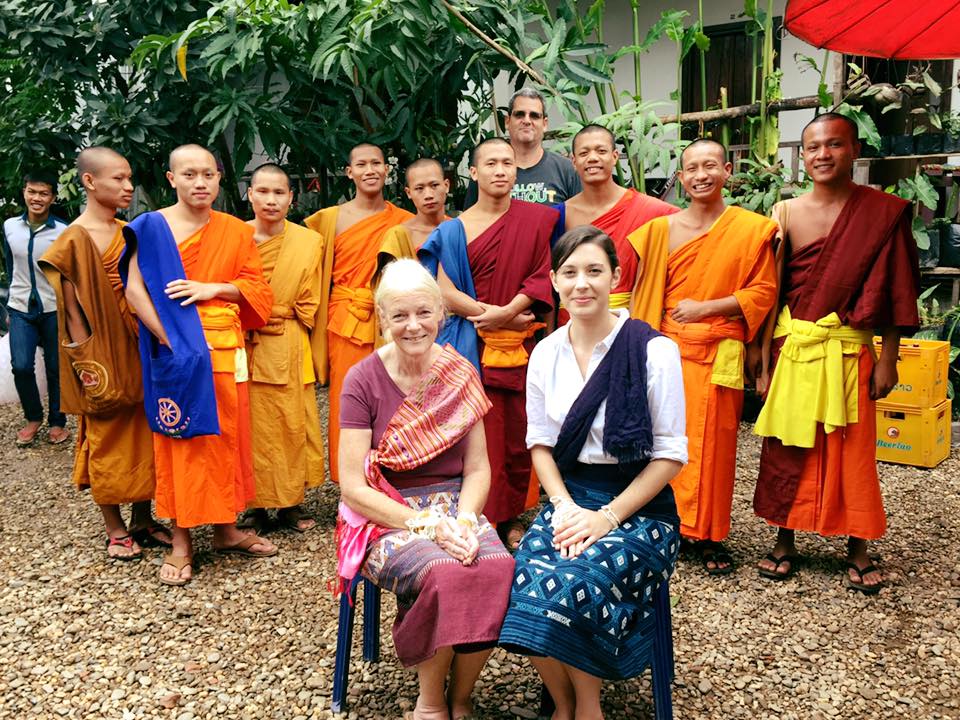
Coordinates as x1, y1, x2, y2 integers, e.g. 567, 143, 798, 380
335, 345, 492, 592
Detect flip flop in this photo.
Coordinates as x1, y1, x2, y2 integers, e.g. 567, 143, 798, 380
46, 427, 71, 445
699, 540, 735, 576
214, 533, 278, 558
758, 553, 800, 580
15, 425, 40, 447
159, 554, 193, 586
277, 507, 316, 533
105, 534, 142, 562
843, 562, 883, 595
131, 523, 174, 548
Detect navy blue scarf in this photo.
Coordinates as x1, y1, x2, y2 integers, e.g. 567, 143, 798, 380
553, 319, 660, 478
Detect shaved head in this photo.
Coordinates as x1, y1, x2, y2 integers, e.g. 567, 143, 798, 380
76, 147, 127, 177
802, 112, 859, 145
572, 124, 616, 153
470, 137, 513, 166
404, 158, 443, 186
250, 162, 290, 188
679, 138, 727, 166
169, 143, 216, 172
348, 142, 385, 165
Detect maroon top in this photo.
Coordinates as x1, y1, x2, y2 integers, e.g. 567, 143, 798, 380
340, 352, 468, 489
468, 199, 556, 392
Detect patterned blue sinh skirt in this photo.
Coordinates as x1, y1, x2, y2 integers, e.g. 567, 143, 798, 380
499, 463, 679, 680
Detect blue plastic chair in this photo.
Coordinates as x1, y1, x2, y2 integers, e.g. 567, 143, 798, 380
331, 577, 381, 714
332, 577, 675, 719
539, 579, 675, 720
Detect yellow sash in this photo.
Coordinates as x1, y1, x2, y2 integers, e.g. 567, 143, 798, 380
330, 285, 376, 345
754, 306, 873, 448
477, 324, 545, 368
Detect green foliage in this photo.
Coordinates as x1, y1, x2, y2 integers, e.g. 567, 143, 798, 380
724, 159, 791, 215
887, 171, 939, 249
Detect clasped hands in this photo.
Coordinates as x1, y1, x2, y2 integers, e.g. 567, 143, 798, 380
550, 498, 615, 560
434, 516, 480, 565
467, 303, 535, 331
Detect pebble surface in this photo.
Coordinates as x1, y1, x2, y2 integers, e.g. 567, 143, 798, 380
1, 391, 958, 719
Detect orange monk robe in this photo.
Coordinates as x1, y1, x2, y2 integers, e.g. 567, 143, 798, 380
153, 212, 273, 528
39, 222, 154, 505
305, 203, 413, 481
245, 221, 325, 507
629, 207, 777, 541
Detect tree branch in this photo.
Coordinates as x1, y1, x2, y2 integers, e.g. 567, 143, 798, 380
440, 0, 546, 86
658, 95, 821, 124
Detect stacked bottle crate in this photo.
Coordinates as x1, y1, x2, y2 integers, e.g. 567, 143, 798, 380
874, 338, 952, 468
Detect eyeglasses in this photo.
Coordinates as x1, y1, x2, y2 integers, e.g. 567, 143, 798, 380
510, 110, 544, 121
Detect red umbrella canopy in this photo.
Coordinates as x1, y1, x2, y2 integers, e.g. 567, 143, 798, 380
786, 0, 960, 59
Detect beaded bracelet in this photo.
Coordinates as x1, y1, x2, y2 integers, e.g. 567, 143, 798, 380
599, 504, 621, 530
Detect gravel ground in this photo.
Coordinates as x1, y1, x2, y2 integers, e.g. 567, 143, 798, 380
1, 389, 958, 720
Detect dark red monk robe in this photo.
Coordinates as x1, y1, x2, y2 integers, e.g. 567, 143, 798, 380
468, 200, 556, 523
754, 185, 919, 538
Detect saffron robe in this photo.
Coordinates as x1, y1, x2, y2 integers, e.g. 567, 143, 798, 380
141, 212, 272, 528
554, 189, 678, 316
245, 221, 325, 507
304, 202, 413, 482
466, 200, 556, 522
39, 222, 154, 505
629, 207, 777, 541
754, 187, 919, 538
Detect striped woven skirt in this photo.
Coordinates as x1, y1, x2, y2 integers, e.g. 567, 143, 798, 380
361, 480, 515, 666
499, 465, 679, 680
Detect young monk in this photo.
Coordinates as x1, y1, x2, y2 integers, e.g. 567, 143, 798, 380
381, 158, 450, 255
420, 138, 556, 548
556, 124, 677, 321
38, 147, 169, 560
121, 144, 276, 586
304, 143, 413, 482
753, 114, 920, 593
629, 138, 778, 574
240, 163, 325, 533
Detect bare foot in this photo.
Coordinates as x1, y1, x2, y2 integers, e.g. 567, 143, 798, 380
845, 538, 883, 593
449, 700, 473, 720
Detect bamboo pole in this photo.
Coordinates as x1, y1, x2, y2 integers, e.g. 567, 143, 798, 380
658, 94, 820, 124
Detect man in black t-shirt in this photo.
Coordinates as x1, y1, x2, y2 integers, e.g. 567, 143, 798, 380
462, 87, 581, 209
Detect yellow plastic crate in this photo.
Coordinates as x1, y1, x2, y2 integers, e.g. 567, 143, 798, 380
873, 337, 950, 408
875, 398, 952, 468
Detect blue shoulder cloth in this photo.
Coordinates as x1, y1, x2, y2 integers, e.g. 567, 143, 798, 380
119, 212, 220, 438
418, 219, 481, 373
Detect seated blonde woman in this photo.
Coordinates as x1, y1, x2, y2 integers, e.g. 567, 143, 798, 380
337, 259, 514, 720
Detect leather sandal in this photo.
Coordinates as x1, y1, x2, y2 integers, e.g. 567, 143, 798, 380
159, 554, 193, 586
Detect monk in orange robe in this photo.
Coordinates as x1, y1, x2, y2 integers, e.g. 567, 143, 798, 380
380, 157, 451, 257
39, 147, 168, 561
304, 143, 412, 482
556, 124, 678, 322
629, 139, 777, 574
123, 144, 276, 586
241, 163, 325, 533
753, 115, 919, 593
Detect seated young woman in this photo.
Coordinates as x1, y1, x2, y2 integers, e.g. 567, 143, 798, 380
499, 226, 688, 720
337, 258, 514, 720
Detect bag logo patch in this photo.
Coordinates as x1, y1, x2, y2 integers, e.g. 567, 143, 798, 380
156, 397, 190, 436
72, 361, 109, 397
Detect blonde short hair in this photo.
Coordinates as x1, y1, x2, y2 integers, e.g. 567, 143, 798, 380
375, 258, 443, 314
